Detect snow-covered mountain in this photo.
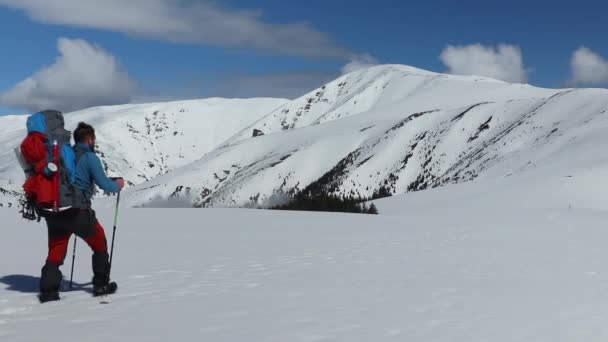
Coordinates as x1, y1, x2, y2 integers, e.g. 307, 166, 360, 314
0, 98, 287, 207
1, 64, 607, 209
120, 65, 608, 208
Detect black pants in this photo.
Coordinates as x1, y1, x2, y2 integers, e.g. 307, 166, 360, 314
40, 209, 110, 294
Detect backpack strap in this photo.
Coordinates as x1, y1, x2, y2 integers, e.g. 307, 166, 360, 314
74, 146, 86, 165
72, 146, 93, 208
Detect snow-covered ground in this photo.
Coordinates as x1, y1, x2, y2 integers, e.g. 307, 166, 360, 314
2, 164, 608, 341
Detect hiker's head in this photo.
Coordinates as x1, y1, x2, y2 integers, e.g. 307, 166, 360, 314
74, 122, 96, 147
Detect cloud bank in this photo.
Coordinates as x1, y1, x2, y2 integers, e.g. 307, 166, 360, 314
440, 44, 528, 83
570, 47, 608, 85
0, 0, 350, 59
341, 54, 379, 75
0, 38, 136, 112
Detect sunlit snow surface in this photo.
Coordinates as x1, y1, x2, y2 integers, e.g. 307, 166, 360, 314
2, 168, 608, 341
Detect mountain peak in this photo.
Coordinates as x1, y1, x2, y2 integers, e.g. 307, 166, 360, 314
341, 63, 510, 85
1, 65, 608, 209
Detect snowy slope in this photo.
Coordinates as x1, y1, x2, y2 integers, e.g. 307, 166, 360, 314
2, 64, 607, 209
3, 165, 608, 340
226, 65, 552, 143
117, 65, 608, 208
0, 98, 287, 207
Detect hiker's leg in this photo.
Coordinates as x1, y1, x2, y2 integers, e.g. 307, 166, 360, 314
40, 223, 71, 295
85, 222, 110, 285
71, 210, 110, 286
83, 221, 108, 253
46, 231, 71, 264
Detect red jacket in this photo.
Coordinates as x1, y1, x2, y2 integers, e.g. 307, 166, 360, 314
21, 132, 55, 206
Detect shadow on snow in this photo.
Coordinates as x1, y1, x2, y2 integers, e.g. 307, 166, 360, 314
0, 274, 93, 294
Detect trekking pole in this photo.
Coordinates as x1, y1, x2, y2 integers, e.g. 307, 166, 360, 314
108, 191, 121, 278
69, 236, 77, 289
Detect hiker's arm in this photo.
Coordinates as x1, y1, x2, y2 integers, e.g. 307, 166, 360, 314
88, 154, 120, 193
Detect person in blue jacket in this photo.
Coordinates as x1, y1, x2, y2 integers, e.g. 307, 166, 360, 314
39, 122, 125, 303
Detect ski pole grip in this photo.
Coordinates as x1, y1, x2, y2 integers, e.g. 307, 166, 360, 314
109, 177, 124, 193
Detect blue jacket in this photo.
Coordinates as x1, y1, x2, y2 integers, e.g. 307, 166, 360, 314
73, 143, 120, 200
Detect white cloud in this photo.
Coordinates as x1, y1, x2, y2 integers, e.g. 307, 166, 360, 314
341, 54, 379, 75
570, 47, 608, 85
0, 38, 136, 112
440, 44, 528, 83
0, 0, 350, 59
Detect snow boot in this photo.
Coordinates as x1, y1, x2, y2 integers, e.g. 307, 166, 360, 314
39, 262, 62, 303
39, 291, 60, 303
91, 252, 117, 296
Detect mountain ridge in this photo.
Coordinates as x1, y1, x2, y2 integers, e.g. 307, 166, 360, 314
1, 64, 607, 209
115, 65, 608, 208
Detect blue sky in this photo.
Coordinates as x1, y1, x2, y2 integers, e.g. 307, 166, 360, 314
0, 0, 606, 115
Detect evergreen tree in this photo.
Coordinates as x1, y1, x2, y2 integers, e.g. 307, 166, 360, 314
361, 202, 369, 213
368, 203, 379, 215
269, 190, 376, 214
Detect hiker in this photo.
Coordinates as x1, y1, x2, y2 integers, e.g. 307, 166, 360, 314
38, 122, 124, 303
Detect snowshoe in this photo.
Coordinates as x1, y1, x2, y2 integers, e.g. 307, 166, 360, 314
93, 281, 118, 297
